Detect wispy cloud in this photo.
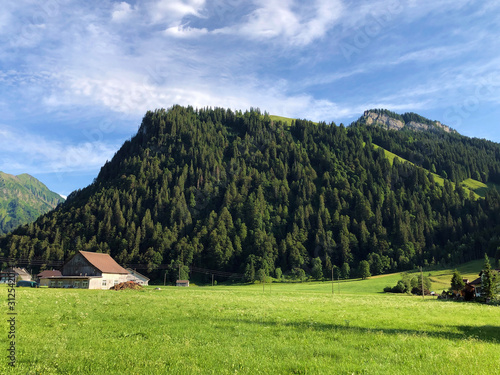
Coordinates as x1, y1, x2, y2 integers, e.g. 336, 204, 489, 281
0, 125, 118, 174
165, 0, 344, 46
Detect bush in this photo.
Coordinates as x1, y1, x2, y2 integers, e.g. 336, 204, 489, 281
384, 273, 431, 294
275, 267, 282, 281
291, 268, 306, 282
311, 258, 323, 280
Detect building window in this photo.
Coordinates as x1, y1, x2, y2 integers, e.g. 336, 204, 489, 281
50, 281, 55, 287
74, 281, 80, 288
102, 280, 107, 287
82, 281, 88, 288
58, 281, 63, 287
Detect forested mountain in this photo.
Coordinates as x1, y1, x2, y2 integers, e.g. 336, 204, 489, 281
1, 106, 499, 281
356, 110, 500, 184
0, 172, 64, 235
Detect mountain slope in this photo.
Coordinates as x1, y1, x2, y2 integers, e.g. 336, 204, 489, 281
0, 172, 64, 235
1, 106, 499, 280
353, 110, 500, 186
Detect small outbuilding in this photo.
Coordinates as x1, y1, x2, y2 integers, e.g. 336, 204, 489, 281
36, 270, 62, 286
126, 268, 150, 286
176, 280, 189, 287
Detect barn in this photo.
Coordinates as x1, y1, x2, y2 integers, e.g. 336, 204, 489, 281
41, 251, 129, 289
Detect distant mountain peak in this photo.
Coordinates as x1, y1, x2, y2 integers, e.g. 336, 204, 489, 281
0, 171, 64, 235
360, 109, 457, 135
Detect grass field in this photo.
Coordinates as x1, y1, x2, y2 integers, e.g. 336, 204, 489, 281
461, 178, 500, 198
269, 115, 318, 127
2, 262, 499, 375
269, 115, 294, 127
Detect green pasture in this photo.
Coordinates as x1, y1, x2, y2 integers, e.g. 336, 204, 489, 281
461, 179, 500, 198
269, 115, 294, 127
2, 266, 499, 375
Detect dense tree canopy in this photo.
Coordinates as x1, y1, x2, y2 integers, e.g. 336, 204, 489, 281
1, 106, 500, 280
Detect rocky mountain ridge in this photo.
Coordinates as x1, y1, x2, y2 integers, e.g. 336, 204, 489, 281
361, 110, 456, 134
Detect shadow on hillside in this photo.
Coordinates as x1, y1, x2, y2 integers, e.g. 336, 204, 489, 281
218, 318, 500, 343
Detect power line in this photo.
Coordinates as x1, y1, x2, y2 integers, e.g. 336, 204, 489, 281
0, 256, 244, 279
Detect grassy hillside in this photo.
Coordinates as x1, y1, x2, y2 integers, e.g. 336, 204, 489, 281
269, 115, 294, 126
426, 258, 491, 291
461, 178, 500, 198
369, 144, 498, 200
4, 278, 499, 374
0, 172, 64, 235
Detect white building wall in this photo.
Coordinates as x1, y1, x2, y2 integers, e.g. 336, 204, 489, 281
89, 278, 103, 289
101, 273, 129, 289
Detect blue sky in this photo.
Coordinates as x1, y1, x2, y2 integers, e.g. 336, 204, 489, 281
1, 0, 500, 197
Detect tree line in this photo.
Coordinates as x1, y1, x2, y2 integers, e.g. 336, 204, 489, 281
1, 106, 500, 281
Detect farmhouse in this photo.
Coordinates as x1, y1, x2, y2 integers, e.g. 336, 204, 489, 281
0, 267, 32, 283
464, 278, 481, 300
464, 268, 500, 300
41, 251, 129, 289
126, 268, 150, 285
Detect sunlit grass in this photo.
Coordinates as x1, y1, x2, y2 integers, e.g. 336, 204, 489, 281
2, 265, 499, 374
269, 115, 294, 127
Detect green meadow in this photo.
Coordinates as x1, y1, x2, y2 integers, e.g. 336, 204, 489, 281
2, 265, 499, 375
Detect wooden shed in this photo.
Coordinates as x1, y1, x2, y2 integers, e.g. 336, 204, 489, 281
176, 280, 189, 287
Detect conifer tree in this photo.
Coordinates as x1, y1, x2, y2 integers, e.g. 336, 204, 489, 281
450, 270, 465, 293
481, 254, 496, 300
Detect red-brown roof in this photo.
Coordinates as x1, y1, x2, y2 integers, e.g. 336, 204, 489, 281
468, 277, 481, 286
37, 270, 62, 278
78, 251, 129, 274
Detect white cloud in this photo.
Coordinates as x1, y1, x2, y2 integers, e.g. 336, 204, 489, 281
237, 0, 299, 39
111, 2, 134, 22
164, 24, 208, 37
0, 126, 118, 174
206, 0, 343, 46
150, 0, 206, 24
159, 0, 343, 46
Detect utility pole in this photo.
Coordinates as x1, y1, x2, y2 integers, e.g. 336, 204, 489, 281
163, 271, 166, 286
420, 266, 424, 299
332, 267, 334, 295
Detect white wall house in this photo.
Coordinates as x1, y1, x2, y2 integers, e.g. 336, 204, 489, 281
40, 251, 129, 289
